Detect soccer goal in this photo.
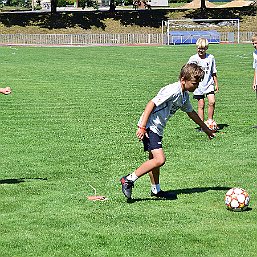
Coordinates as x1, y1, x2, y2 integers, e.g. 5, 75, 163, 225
162, 19, 240, 45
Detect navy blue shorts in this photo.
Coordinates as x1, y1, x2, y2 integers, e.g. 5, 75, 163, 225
142, 128, 163, 152
193, 91, 215, 100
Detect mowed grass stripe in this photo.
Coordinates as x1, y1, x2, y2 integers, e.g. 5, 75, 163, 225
0, 45, 256, 257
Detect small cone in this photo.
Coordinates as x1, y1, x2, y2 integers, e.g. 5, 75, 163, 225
87, 195, 107, 201
87, 184, 108, 201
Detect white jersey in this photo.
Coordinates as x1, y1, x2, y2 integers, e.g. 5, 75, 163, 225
138, 82, 193, 136
253, 50, 257, 80
188, 53, 217, 95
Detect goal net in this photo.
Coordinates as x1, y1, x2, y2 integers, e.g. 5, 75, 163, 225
162, 19, 240, 45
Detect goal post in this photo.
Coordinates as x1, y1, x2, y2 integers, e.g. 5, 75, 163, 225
162, 18, 240, 45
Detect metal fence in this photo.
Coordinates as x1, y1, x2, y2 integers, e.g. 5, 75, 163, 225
0, 32, 254, 46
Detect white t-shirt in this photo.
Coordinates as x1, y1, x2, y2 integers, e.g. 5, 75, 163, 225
138, 82, 193, 136
188, 53, 217, 95
253, 50, 257, 83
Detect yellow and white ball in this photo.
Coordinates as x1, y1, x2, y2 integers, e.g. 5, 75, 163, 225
225, 188, 250, 211
205, 119, 218, 131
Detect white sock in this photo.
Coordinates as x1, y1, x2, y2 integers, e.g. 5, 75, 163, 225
126, 172, 138, 182
151, 184, 161, 194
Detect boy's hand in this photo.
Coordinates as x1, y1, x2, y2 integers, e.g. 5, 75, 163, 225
202, 127, 216, 139
136, 127, 148, 140
187, 110, 216, 139
215, 84, 219, 93
0, 87, 11, 95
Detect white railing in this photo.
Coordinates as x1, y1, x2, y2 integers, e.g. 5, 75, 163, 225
0, 33, 163, 46
0, 32, 254, 46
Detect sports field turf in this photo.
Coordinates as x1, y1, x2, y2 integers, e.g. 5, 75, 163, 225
0, 44, 256, 257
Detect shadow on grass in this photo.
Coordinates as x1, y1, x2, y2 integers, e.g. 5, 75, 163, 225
184, 5, 257, 20
0, 178, 47, 184
0, 5, 255, 30
243, 207, 252, 212
168, 186, 231, 195
217, 124, 229, 130
0, 10, 169, 30
0, 12, 107, 30
127, 194, 178, 203
195, 123, 229, 132
127, 186, 230, 203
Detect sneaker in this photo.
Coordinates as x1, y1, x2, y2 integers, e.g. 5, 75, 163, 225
151, 190, 177, 200
120, 175, 134, 199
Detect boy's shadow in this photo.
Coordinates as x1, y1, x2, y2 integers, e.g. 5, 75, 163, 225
127, 186, 231, 203
217, 124, 229, 130
168, 186, 231, 195
0, 178, 47, 184
195, 123, 229, 132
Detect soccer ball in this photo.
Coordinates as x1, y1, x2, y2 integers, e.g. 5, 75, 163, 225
225, 188, 250, 212
205, 119, 218, 131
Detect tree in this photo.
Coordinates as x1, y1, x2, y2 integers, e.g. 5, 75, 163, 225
51, 0, 57, 13
109, 0, 116, 11
200, 0, 206, 9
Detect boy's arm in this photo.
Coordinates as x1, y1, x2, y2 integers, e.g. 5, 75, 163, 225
212, 73, 219, 92
187, 110, 215, 139
136, 100, 156, 140
253, 71, 257, 91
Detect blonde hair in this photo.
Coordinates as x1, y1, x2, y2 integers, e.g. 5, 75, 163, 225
196, 38, 209, 49
179, 63, 205, 82
252, 33, 257, 42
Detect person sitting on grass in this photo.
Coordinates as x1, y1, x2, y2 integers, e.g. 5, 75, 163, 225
120, 63, 216, 200
0, 87, 11, 95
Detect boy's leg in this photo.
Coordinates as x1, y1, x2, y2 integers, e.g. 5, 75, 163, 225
149, 167, 160, 185
197, 98, 205, 121
135, 149, 165, 178
207, 93, 215, 120
193, 95, 205, 121
148, 150, 176, 198
135, 148, 173, 199
148, 151, 160, 194
148, 151, 160, 184
120, 149, 165, 199
149, 166, 161, 195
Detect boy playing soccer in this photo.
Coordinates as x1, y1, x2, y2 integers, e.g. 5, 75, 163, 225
188, 38, 219, 125
120, 63, 215, 200
252, 33, 257, 91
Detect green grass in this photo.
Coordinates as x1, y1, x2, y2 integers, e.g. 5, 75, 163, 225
0, 44, 256, 257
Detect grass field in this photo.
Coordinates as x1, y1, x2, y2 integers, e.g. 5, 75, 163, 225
0, 44, 257, 257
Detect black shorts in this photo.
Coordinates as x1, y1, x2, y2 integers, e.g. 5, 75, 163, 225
142, 128, 163, 152
193, 91, 215, 100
